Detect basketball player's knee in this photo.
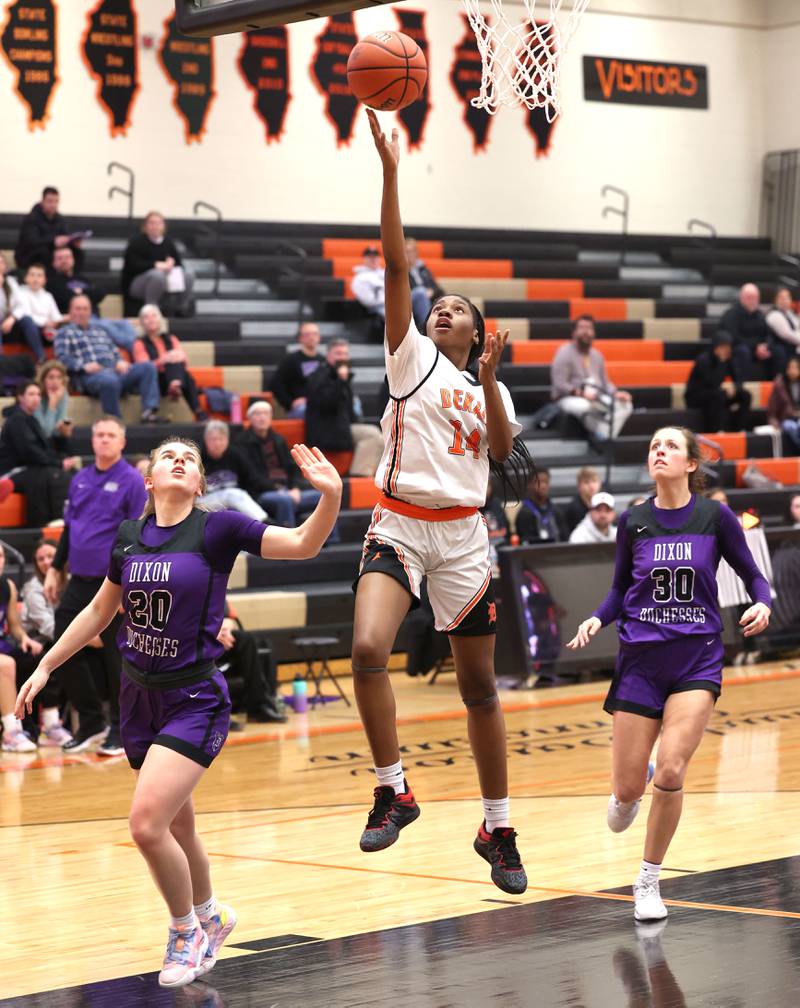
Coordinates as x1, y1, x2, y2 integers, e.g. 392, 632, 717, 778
129, 805, 166, 851
351, 639, 389, 677
461, 690, 499, 711
653, 756, 687, 792
615, 780, 644, 804
459, 669, 497, 711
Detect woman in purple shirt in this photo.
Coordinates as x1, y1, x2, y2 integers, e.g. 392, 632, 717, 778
17, 436, 341, 989
567, 427, 771, 924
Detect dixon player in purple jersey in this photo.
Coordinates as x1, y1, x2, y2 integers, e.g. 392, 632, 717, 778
567, 427, 771, 923
16, 437, 341, 988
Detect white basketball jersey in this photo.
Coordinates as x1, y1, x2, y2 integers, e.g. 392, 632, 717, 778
375, 321, 522, 508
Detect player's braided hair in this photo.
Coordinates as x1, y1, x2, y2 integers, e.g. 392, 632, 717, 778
141, 437, 207, 518
431, 293, 535, 502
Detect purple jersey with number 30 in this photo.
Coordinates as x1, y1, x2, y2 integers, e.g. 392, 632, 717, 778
593, 496, 771, 644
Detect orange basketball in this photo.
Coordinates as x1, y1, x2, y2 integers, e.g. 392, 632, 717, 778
347, 31, 427, 112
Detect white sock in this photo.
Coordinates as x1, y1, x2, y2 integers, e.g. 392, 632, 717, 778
2, 713, 20, 735
41, 707, 60, 728
170, 910, 197, 932
482, 796, 510, 832
194, 895, 216, 922
638, 859, 662, 883
375, 760, 405, 795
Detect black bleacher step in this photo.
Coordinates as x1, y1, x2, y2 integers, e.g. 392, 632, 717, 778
234, 254, 333, 277
246, 543, 362, 587
511, 261, 618, 280
663, 341, 709, 361
171, 318, 241, 341
442, 240, 579, 261
707, 265, 789, 285
583, 281, 663, 299
214, 344, 286, 366
654, 300, 707, 319
623, 408, 768, 435
607, 432, 776, 465
484, 300, 570, 319
277, 276, 344, 300
523, 321, 644, 340
669, 247, 783, 267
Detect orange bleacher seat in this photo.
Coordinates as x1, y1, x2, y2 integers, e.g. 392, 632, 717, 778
699, 433, 746, 462
327, 451, 354, 476
41, 524, 64, 541
511, 340, 664, 365
569, 298, 628, 321
607, 361, 693, 386
189, 366, 224, 388
735, 458, 800, 487
0, 494, 26, 528
526, 280, 584, 299
272, 418, 305, 445
348, 478, 381, 510
323, 238, 443, 260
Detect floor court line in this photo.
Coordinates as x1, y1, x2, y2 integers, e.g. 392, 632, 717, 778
4, 663, 798, 776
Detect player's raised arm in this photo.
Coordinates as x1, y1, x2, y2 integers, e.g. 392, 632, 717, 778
366, 109, 411, 354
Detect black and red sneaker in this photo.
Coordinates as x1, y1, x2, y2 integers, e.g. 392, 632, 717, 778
359, 780, 420, 852
473, 821, 528, 894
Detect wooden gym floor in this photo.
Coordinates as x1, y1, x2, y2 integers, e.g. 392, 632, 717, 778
3, 657, 800, 1006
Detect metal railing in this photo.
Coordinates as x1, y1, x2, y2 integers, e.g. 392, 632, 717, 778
687, 217, 717, 300
600, 184, 629, 266
107, 162, 134, 218
193, 200, 223, 296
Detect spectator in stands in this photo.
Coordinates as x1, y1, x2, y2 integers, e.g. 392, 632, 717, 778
21, 538, 58, 646
217, 606, 287, 722
48, 246, 136, 353
767, 356, 800, 453
268, 321, 326, 417
199, 419, 268, 520
516, 467, 566, 544
406, 237, 443, 332
55, 294, 162, 423
562, 465, 601, 535
236, 399, 325, 529
351, 246, 385, 322
550, 315, 633, 446
10, 262, 63, 362
121, 211, 194, 316
34, 360, 72, 440
766, 287, 800, 357
0, 252, 18, 337
14, 186, 84, 272
708, 488, 728, 505
482, 478, 508, 577
305, 338, 384, 477
0, 541, 45, 752
790, 494, 800, 528
718, 283, 785, 379
568, 491, 617, 544
134, 303, 206, 420
0, 379, 77, 525
684, 332, 751, 433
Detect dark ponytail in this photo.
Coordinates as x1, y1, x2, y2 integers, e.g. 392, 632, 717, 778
432, 293, 535, 503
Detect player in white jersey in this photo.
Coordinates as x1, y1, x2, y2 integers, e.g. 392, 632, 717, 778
350, 111, 534, 894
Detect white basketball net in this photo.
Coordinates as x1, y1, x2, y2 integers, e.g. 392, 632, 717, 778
461, 0, 590, 119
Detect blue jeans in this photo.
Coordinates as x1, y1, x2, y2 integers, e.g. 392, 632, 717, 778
81, 362, 160, 415
92, 316, 136, 353
11, 316, 45, 361
411, 286, 432, 332
259, 487, 340, 542
782, 419, 800, 452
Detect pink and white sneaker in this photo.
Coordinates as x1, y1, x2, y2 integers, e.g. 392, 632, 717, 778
2, 727, 37, 753
200, 903, 237, 974
158, 923, 208, 988
38, 723, 73, 747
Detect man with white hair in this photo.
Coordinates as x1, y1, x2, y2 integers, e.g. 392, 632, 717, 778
718, 282, 786, 379
569, 491, 618, 544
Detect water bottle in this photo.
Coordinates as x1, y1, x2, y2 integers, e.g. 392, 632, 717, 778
292, 674, 308, 714
229, 393, 242, 424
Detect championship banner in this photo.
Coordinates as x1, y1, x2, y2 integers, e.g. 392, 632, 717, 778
395, 8, 429, 150
158, 13, 215, 143
311, 12, 358, 146
0, 0, 57, 129
450, 14, 493, 153
583, 55, 709, 109
83, 0, 138, 136
238, 26, 291, 143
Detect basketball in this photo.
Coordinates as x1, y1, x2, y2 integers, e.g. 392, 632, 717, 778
347, 31, 428, 112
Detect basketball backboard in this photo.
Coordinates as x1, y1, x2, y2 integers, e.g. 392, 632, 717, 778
175, 0, 393, 37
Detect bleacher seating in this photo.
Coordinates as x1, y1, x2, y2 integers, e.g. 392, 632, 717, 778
1, 212, 797, 666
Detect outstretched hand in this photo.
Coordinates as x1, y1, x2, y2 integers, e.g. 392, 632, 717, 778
566, 617, 602, 650
15, 665, 51, 718
478, 329, 509, 385
290, 444, 342, 498
366, 109, 400, 174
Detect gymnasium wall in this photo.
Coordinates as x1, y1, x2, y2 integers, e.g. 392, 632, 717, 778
0, 0, 792, 235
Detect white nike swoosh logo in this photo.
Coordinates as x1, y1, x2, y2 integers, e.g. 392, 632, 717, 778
188, 691, 200, 698
707, 640, 714, 645
123, 545, 134, 552
637, 526, 648, 533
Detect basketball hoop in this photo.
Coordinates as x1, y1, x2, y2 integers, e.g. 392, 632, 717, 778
461, 0, 590, 119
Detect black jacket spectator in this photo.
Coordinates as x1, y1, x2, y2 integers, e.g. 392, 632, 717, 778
685, 339, 751, 433
305, 363, 356, 452
15, 203, 77, 272
0, 404, 70, 471
235, 427, 302, 491
409, 262, 443, 301
562, 495, 589, 536
122, 233, 183, 297
516, 500, 567, 544
200, 445, 268, 499
47, 269, 100, 315
269, 349, 325, 412
718, 302, 773, 356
